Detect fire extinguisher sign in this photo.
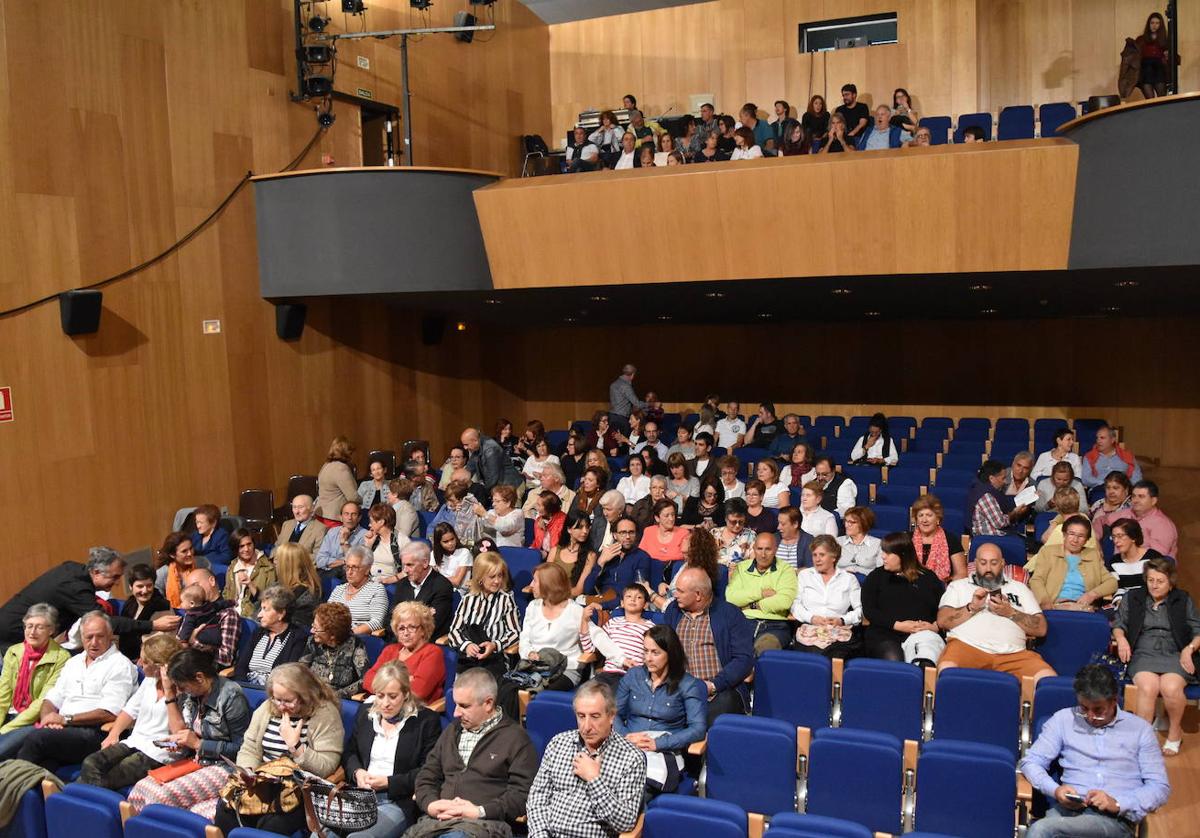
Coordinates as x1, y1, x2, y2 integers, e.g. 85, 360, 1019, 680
0, 387, 13, 423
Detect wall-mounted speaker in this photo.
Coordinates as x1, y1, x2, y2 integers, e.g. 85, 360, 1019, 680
59, 289, 103, 335
275, 303, 307, 341
454, 12, 476, 42
420, 315, 446, 346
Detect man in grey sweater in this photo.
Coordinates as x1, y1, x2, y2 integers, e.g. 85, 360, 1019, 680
608, 363, 645, 436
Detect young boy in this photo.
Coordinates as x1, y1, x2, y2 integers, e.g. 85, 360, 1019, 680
580, 584, 655, 688
118, 565, 172, 660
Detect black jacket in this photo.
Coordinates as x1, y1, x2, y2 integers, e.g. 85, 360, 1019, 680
393, 569, 455, 641
0, 561, 154, 645
118, 591, 173, 660
231, 623, 310, 682
344, 704, 442, 822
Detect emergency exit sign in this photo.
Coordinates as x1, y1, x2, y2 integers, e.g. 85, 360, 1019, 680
0, 387, 13, 422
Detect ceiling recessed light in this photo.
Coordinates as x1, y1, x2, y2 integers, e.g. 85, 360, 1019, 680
969, 284, 991, 292
483, 298, 501, 304
758, 313, 772, 319
704, 292, 724, 299
588, 295, 608, 302
1103, 306, 1121, 313
1114, 280, 1138, 288
831, 288, 851, 295
864, 310, 880, 317
563, 316, 576, 323
980, 308, 998, 315
657, 315, 673, 322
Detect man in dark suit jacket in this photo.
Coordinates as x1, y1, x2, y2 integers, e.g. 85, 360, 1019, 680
587, 490, 627, 553
393, 541, 455, 640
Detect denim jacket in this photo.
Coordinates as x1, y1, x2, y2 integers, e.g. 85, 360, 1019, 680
613, 667, 707, 753
182, 676, 252, 762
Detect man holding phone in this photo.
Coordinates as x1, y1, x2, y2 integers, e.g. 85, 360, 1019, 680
1021, 664, 1169, 836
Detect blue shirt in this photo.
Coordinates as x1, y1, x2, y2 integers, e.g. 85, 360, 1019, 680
768, 432, 806, 459
584, 548, 653, 608
1081, 451, 1143, 489
614, 667, 707, 753
313, 525, 367, 570
1059, 554, 1086, 601
1020, 707, 1170, 823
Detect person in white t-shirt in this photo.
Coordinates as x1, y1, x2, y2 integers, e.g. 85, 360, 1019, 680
613, 132, 638, 170
716, 455, 745, 500
715, 403, 747, 450
936, 543, 1056, 681
616, 454, 652, 505
1030, 427, 1083, 481
798, 482, 838, 537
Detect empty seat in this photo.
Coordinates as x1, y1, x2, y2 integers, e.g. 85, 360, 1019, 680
754, 650, 832, 733
813, 415, 845, 437
914, 740, 1017, 837
526, 691, 578, 755
1073, 419, 1107, 457
918, 116, 951, 145
941, 508, 966, 540
418, 510, 436, 539
919, 417, 954, 435
1036, 610, 1112, 678
841, 465, 881, 494
956, 417, 992, 436
840, 658, 924, 743
998, 104, 1035, 140
898, 450, 937, 471
733, 446, 770, 474
874, 484, 921, 509
941, 452, 984, 471
989, 442, 1025, 465
545, 429, 569, 452
1033, 419, 1067, 453
125, 804, 213, 838
869, 505, 910, 534
884, 466, 930, 488
933, 668, 1022, 759
954, 112, 993, 142
906, 436, 946, 455
1039, 102, 1076, 137
0, 788, 46, 838
767, 812, 873, 838
645, 795, 746, 838
888, 416, 918, 439
969, 534, 1028, 567
237, 489, 274, 538
704, 715, 799, 820
994, 417, 1031, 440
934, 469, 975, 489
805, 728, 903, 835
46, 784, 124, 838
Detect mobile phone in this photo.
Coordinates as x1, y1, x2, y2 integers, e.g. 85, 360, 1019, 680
152, 739, 178, 749
1063, 792, 1085, 804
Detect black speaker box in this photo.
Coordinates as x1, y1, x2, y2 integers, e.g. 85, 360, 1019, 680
275, 303, 307, 341
421, 315, 446, 346
59, 289, 103, 335
454, 12, 476, 42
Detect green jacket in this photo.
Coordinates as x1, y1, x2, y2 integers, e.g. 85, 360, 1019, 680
726, 559, 798, 621
222, 554, 278, 618
0, 641, 70, 733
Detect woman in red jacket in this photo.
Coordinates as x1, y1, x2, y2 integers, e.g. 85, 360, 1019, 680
362, 601, 445, 702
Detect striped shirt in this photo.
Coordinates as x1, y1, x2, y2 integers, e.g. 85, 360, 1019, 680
245, 629, 292, 686
328, 580, 390, 632
261, 715, 309, 761
580, 616, 653, 674
447, 590, 521, 651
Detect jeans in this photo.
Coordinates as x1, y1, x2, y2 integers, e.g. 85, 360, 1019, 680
1027, 804, 1136, 837
79, 742, 163, 789
0, 726, 37, 761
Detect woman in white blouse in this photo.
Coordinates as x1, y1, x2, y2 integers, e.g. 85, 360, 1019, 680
476, 485, 524, 548
836, 506, 883, 576
1030, 427, 1082, 480
729, 126, 763, 160
519, 563, 585, 690
717, 455, 745, 500
791, 535, 863, 658
617, 454, 652, 505
756, 459, 790, 509
799, 481, 838, 537
521, 437, 560, 491
849, 414, 899, 466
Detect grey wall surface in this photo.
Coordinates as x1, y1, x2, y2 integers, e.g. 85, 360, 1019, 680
253, 169, 498, 298
1066, 97, 1200, 270
519, 0, 711, 25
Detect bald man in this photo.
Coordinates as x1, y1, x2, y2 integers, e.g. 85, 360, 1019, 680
275, 494, 327, 553
461, 428, 522, 495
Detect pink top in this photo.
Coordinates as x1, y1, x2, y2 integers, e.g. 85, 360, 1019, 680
1134, 508, 1179, 558
639, 525, 688, 563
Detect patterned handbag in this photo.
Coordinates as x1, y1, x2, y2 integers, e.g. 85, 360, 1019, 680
304, 781, 379, 836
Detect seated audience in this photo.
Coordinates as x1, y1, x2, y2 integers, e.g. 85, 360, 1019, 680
850, 413, 899, 465
682, 478, 726, 529
727, 532, 799, 653
438, 446, 468, 491
1020, 664, 1169, 836
1114, 557, 1200, 756
223, 527, 276, 617
317, 435, 360, 522
691, 432, 716, 480
766, 414, 805, 460
1131, 480, 1179, 557
693, 130, 729, 163
653, 130, 677, 166
118, 564, 173, 660
412, 669, 537, 831
315, 499, 368, 580
817, 112, 855, 153
613, 131, 638, 169
1032, 427, 1083, 480
156, 532, 212, 608
431, 521, 475, 593
362, 602, 445, 702
744, 402, 782, 449
231, 586, 309, 686
1036, 461, 1088, 513
272, 542, 321, 627
521, 437, 560, 491
179, 568, 240, 668
189, 504, 231, 565
387, 477, 420, 539
779, 441, 815, 490
652, 526, 725, 609
521, 462, 576, 519
729, 126, 763, 160
584, 516, 652, 610
358, 455, 392, 512
565, 126, 599, 173
15, 611, 137, 771
802, 94, 830, 149
636, 144, 656, 167
587, 410, 623, 457
835, 83, 870, 143
447, 552, 521, 678
1030, 515, 1115, 610
968, 460, 1029, 537
634, 420, 669, 460
640, 498, 690, 565
1038, 487, 1096, 548
343, 661, 443, 837
580, 585, 654, 687
462, 425, 524, 494
937, 543, 1055, 681
78, 633, 187, 790
529, 680, 645, 836
327, 546, 390, 634
432, 481, 481, 546
812, 455, 857, 516
1007, 451, 1037, 496
275, 493, 327, 554
572, 467, 605, 517
631, 475, 669, 529
407, 457, 441, 513
716, 114, 737, 154
477, 484, 523, 548
739, 102, 772, 148
666, 453, 700, 511
1082, 423, 1143, 493
857, 104, 904, 150
837, 506, 883, 575
300, 601, 370, 698
0, 604, 70, 760
664, 567, 754, 724
617, 454, 652, 505
792, 535, 864, 659
549, 511, 598, 598
1091, 470, 1134, 541
588, 110, 625, 166
626, 109, 660, 147
696, 102, 720, 145
861, 533, 945, 663
775, 506, 814, 569
798, 481, 838, 537
715, 404, 746, 451
781, 122, 809, 155
756, 458, 789, 508
961, 125, 986, 142
716, 454, 745, 498
520, 563, 587, 691
363, 502, 407, 583
666, 424, 696, 461
712, 498, 756, 565
744, 480, 779, 534
892, 88, 919, 138
1110, 519, 1163, 597
212, 663, 344, 836
912, 494, 967, 581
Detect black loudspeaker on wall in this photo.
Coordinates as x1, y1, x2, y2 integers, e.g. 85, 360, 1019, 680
421, 315, 446, 346
59, 289, 103, 336
275, 303, 307, 341
454, 12, 476, 42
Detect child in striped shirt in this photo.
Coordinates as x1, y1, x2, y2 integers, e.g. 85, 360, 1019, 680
580, 585, 655, 688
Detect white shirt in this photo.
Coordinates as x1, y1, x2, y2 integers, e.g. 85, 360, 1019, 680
721, 478, 745, 499
801, 507, 838, 538
791, 568, 863, 625
486, 509, 525, 547
614, 151, 636, 170
693, 423, 716, 439
520, 600, 585, 670
439, 548, 474, 593
617, 474, 651, 504
122, 677, 177, 764
730, 145, 763, 160
522, 454, 560, 488
836, 534, 883, 575
780, 465, 816, 487
715, 418, 747, 449
45, 644, 137, 718
693, 458, 713, 480
850, 436, 899, 466
1030, 451, 1083, 481
565, 143, 599, 164
826, 477, 859, 516
588, 125, 625, 150
762, 483, 790, 509
367, 712, 410, 775
939, 577, 1042, 655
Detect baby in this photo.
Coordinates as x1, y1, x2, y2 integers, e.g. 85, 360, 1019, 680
177, 584, 224, 649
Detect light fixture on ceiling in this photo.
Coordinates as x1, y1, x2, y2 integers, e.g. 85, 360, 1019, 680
1114, 280, 1139, 288
1103, 306, 1121, 313
563, 316, 576, 323
864, 310, 880, 317
980, 308, 998, 315
657, 315, 673, 322
831, 288, 851, 295
589, 295, 608, 302
704, 291, 724, 299
969, 283, 991, 292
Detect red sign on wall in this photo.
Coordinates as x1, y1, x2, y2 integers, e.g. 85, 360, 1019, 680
0, 387, 12, 423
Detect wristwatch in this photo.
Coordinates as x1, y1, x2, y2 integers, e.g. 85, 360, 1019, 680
477, 806, 487, 819
62, 714, 74, 726
164, 697, 178, 705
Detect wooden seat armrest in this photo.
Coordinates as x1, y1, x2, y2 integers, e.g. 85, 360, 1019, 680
687, 737, 707, 756
435, 635, 450, 645
371, 628, 386, 637
351, 692, 368, 702
205, 826, 223, 838
1017, 772, 1033, 802
219, 666, 235, 677
40, 779, 61, 801
428, 697, 446, 713
119, 800, 135, 825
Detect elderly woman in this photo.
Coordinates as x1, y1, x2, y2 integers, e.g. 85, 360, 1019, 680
861, 533, 946, 663
756, 459, 789, 509
521, 563, 587, 691
798, 481, 838, 537
344, 661, 443, 837
212, 663, 344, 835
743, 480, 779, 534
1091, 470, 1135, 541
631, 475, 670, 529
431, 522, 474, 592
357, 455, 392, 515
615, 625, 707, 793
1035, 462, 1088, 514
1029, 515, 1115, 611
362, 602, 445, 702
363, 502, 407, 583
448, 552, 521, 677
386, 477, 420, 539
682, 479, 725, 529
300, 601, 370, 698
0, 604, 70, 759
1113, 557, 1200, 756
327, 545, 390, 634
222, 527, 276, 618
780, 442, 815, 491
640, 499, 689, 565
837, 506, 883, 576
438, 446, 468, 491
712, 498, 756, 565
477, 484, 524, 548
156, 531, 212, 608
317, 435, 360, 524
665, 453, 699, 513
792, 535, 863, 658
717, 455, 745, 499
190, 504, 232, 565
231, 586, 309, 686
911, 494, 967, 582
126, 648, 252, 819
272, 543, 321, 628
79, 633, 188, 789
1110, 519, 1164, 596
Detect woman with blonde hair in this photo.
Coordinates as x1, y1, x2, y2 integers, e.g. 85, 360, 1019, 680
446, 552, 521, 677
272, 542, 321, 627
212, 662, 343, 835
520, 563, 586, 690
317, 435, 359, 524
361, 601, 445, 702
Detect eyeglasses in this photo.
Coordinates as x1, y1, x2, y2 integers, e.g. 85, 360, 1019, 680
1073, 706, 1113, 722
23, 623, 51, 632
395, 625, 420, 633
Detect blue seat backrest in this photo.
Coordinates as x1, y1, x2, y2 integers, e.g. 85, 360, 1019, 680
706, 715, 798, 815
906, 436, 945, 455
340, 699, 362, 743
1033, 418, 1067, 453
1039, 102, 1076, 137
918, 116, 951, 145
940, 508, 965, 539
869, 505, 910, 534
0, 788, 45, 838
499, 546, 543, 608
889, 416, 917, 439
994, 417, 1030, 439
126, 804, 213, 838
956, 417, 991, 434
1036, 610, 1113, 678
921, 417, 954, 434
915, 740, 1016, 837
934, 668, 1021, 759
807, 728, 903, 834
1031, 676, 1078, 739
526, 692, 579, 755
969, 534, 1027, 567
753, 650, 832, 731
842, 465, 881, 492
1073, 419, 1107, 457
361, 633, 388, 664
1033, 511, 1058, 542
885, 466, 929, 488
874, 484, 921, 509
841, 659, 924, 742
954, 112, 993, 142
646, 795, 747, 838
768, 812, 873, 838
934, 469, 975, 489
898, 450, 937, 471
438, 643, 457, 720
998, 104, 1035, 140
989, 442, 1025, 465
524, 517, 535, 547
941, 452, 983, 472
417, 511, 436, 539
243, 686, 268, 711
732, 447, 769, 471
47, 784, 124, 838
229, 829, 295, 838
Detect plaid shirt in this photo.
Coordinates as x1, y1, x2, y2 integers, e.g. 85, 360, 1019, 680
188, 604, 241, 667
972, 492, 1009, 536
458, 709, 504, 765
526, 730, 645, 838
676, 610, 721, 681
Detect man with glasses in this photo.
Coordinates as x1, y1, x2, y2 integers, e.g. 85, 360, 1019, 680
812, 455, 858, 516
1021, 664, 1169, 836
393, 541, 455, 640
584, 516, 652, 610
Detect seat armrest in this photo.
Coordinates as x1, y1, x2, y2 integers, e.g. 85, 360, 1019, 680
687, 737, 707, 756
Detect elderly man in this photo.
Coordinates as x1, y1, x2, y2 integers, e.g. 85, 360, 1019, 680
588, 490, 627, 552
1007, 451, 1037, 496
811, 455, 857, 516
664, 567, 754, 724
585, 516, 652, 609
726, 532, 799, 653
461, 427, 522, 495
608, 364, 645, 436
767, 414, 806, 460
1130, 480, 1178, 557
1021, 664, 1169, 837
857, 104, 904, 150
314, 499, 367, 579
937, 543, 1055, 682
526, 680, 645, 838
413, 669, 538, 831
16, 611, 137, 771
522, 463, 576, 519
393, 541, 455, 640
0, 547, 179, 648
1081, 424, 1143, 495
275, 494, 327, 553
182, 568, 242, 667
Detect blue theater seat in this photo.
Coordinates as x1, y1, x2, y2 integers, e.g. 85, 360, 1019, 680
525, 691, 577, 755
645, 796, 746, 838
0, 788, 46, 838
46, 784, 124, 838
998, 105, 1035, 140
1036, 610, 1112, 678
1039, 102, 1076, 137
918, 116, 951, 145
1030, 675, 1078, 740
704, 715, 798, 819
969, 534, 1028, 567
933, 668, 1022, 759
840, 658, 924, 743
753, 650, 832, 732
805, 728, 903, 834
124, 804, 212, 838
954, 112, 993, 142
914, 740, 1016, 837
768, 812, 872, 838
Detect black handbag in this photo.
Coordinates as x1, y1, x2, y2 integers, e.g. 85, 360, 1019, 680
304, 779, 379, 836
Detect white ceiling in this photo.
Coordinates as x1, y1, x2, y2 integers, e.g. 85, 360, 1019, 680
518, 0, 712, 25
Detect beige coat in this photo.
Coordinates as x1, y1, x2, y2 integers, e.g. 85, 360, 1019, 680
275, 518, 327, 554
317, 461, 359, 518
236, 700, 343, 778
1029, 542, 1116, 606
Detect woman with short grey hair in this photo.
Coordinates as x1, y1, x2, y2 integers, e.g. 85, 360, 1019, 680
0, 603, 70, 758
231, 585, 309, 685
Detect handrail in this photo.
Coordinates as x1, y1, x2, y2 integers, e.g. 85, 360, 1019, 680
1056, 90, 1200, 133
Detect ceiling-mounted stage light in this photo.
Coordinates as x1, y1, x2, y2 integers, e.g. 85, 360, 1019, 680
303, 45, 333, 64
308, 15, 328, 31
342, 0, 366, 13
318, 109, 336, 127
304, 76, 334, 97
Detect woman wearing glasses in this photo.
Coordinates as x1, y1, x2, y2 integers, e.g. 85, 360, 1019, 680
361, 602, 445, 703
0, 604, 70, 759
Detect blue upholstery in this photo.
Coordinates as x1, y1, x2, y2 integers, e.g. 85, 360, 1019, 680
570, 420, 593, 436
918, 116, 951, 145
841, 658, 924, 742
243, 686, 268, 711
46, 784, 124, 838
1033, 419, 1067, 454
340, 698, 360, 743
437, 643, 457, 723
813, 415, 844, 437
869, 505, 910, 534
954, 112, 993, 142
545, 430, 569, 452
930, 486, 967, 517
1037, 610, 1112, 678
874, 484, 921, 509
884, 466, 930, 488
955, 416, 991, 435
968, 534, 1028, 568
361, 633, 388, 665
705, 715, 798, 816
994, 418, 1030, 440
990, 442, 1025, 465
918, 417, 954, 435
941, 452, 983, 471
1031, 676, 1078, 740
1073, 419, 1107, 457
125, 804, 213, 838
229, 829, 291, 838
941, 509, 965, 540
888, 416, 917, 439
524, 517, 535, 547
915, 739, 1016, 837
417, 510, 436, 539
0, 788, 46, 838
768, 812, 873, 838
906, 436, 946, 455
498, 546, 543, 610
934, 469, 975, 489
998, 105, 1035, 140
947, 437, 987, 454
1039, 102, 1076, 137
898, 450, 938, 470
841, 466, 881, 494
753, 650, 832, 732
1034, 511, 1058, 542
806, 728, 903, 834
934, 668, 1022, 759
526, 691, 577, 755
732, 447, 770, 473
645, 795, 746, 838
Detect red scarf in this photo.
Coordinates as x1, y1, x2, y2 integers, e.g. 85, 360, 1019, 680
913, 528, 951, 582
12, 642, 48, 714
